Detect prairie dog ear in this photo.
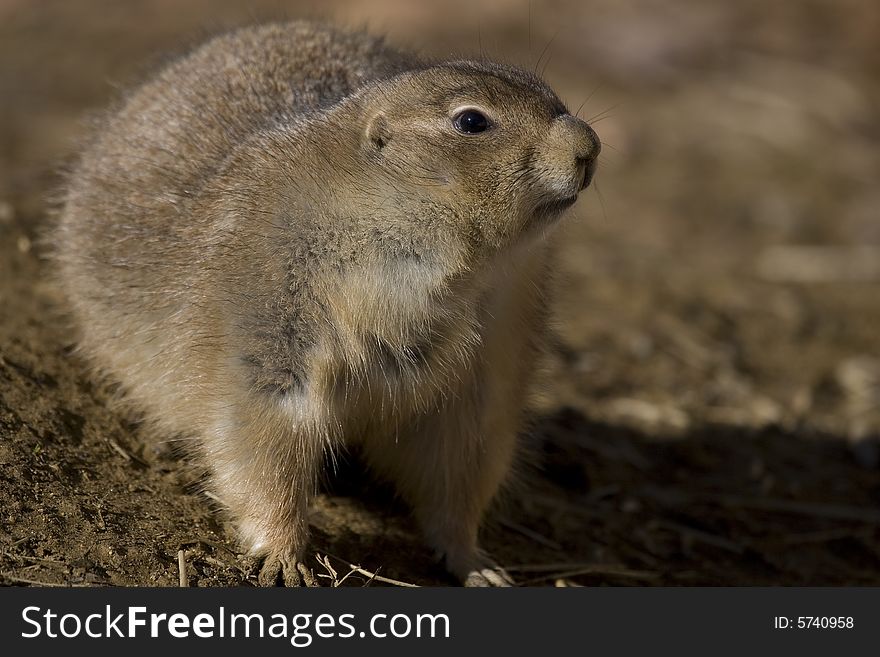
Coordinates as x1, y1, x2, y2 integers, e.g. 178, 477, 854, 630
365, 112, 391, 150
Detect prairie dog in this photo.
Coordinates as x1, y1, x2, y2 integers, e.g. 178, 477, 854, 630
53, 21, 600, 586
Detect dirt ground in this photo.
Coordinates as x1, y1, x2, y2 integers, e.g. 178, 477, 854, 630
2, 0, 879, 586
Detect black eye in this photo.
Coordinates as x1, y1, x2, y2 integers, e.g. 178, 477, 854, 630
453, 109, 491, 134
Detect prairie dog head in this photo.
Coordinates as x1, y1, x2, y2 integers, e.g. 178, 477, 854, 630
353, 61, 600, 258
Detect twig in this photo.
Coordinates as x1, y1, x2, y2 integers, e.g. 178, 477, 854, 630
345, 564, 418, 587
0, 573, 95, 587
107, 438, 131, 460
2, 551, 67, 566
178, 550, 188, 587
314, 554, 341, 586
314, 554, 360, 588
318, 554, 338, 581
335, 566, 360, 587
202, 556, 232, 569
106, 438, 148, 465
317, 551, 420, 587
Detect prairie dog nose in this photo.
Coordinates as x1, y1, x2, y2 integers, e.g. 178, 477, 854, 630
556, 113, 601, 163
558, 115, 600, 190
557, 114, 602, 164
537, 114, 601, 197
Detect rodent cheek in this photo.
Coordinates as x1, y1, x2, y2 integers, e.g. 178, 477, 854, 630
381, 134, 456, 188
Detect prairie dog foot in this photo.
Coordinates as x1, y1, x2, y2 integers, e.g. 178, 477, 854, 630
463, 563, 515, 587
258, 555, 318, 587
445, 550, 515, 587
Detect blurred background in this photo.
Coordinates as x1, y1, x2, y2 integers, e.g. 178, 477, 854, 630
1, 0, 879, 586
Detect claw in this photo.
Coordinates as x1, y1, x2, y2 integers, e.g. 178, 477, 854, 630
463, 564, 515, 587
297, 561, 318, 587
258, 555, 317, 587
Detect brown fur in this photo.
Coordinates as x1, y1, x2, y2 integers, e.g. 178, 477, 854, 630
51, 20, 600, 586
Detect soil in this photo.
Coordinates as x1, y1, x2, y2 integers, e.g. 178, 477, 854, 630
2, 0, 879, 587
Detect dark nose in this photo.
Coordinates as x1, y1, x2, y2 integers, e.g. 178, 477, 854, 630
578, 156, 598, 190
567, 117, 600, 161
566, 116, 600, 189
556, 113, 601, 161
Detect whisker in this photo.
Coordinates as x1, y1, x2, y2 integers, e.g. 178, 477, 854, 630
596, 154, 620, 169
590, 115, 615, 125
534, 26, 561, 75
586, 102, 623, 124
575, 83, 603, 119
593, 179, 608, 223
528, 0, 532, 53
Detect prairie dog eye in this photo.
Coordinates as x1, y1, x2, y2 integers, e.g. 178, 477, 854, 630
452, 109, 491, 134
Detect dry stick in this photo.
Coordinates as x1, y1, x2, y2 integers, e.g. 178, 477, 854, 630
362, 569, 378, 588
1, 551, 67, 566
314, 554, 340, 586
107, 438, 132, 461
202, 556, 230, 569
313, 554, 363, 588
335, 566, 361, 588
2, 574, 66, 587
346, 564, 419, 588
107, 437, 148, 466
0, 573, 94, 587
178, 550, 188, 587
320, 551, 419, 587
